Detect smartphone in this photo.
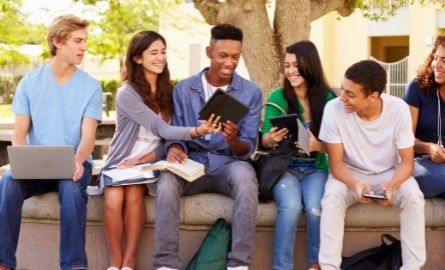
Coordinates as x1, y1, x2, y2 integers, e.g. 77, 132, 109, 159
362, 192, 387, 200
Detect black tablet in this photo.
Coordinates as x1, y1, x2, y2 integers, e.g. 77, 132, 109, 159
198, 89, 249, 124
269, 114, 299, 134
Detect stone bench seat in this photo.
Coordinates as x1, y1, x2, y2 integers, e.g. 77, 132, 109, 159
14, 192, 445, 270
19, 192, 445, 228
6, 162, 444, 228
2, 160, 444, 269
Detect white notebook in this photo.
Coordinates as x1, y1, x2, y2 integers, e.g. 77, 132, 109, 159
102, 163, 156, 183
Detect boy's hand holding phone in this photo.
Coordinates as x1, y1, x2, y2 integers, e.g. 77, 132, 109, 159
362, 192, 387, 200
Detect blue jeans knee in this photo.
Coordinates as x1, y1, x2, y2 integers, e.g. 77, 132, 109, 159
272, 168, 327, 269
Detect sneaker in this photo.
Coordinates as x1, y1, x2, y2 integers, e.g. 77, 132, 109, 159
227, 267, 248, 270
157, 267, 178, 270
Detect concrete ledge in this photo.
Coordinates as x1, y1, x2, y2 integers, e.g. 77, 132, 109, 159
8, 191, 445, 269
20, 192, 445, 227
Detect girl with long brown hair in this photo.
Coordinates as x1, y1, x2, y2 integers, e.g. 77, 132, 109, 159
101, 31, 218, 270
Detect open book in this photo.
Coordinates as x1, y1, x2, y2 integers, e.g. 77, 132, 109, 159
141, 158, 205, 182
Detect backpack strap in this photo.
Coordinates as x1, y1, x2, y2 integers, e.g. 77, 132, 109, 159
381, 234, 400, 245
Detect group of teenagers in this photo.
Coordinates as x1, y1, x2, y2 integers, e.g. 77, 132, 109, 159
1, 13, 445, 270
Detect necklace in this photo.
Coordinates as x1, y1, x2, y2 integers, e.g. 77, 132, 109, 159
206, 79, 215, 101
204, 72, 216, 101
437, 88, 443, 146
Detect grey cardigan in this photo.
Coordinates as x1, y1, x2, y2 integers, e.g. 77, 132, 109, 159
87, 83, 192, 195
104, 83, 192, 169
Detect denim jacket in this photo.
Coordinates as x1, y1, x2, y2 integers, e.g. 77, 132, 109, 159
166, 68, 262, 172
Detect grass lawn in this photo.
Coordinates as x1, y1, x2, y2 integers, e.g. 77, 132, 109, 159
0, 104, 13, 121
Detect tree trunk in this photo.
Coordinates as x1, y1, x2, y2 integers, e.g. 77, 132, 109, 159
275, 0, 310, 51
193, 0, 352, 100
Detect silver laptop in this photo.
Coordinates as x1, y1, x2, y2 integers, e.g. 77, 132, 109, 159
7, 145, 76, 179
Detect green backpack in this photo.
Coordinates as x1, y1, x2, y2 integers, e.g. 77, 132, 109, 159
186, 218, 232, 270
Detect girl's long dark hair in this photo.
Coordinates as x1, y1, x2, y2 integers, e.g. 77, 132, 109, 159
283, 41, 332, 138
122, 31, 173, 121
417, 35, 445, 94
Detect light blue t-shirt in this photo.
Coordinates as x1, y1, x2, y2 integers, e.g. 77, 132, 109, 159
12, 63, 102, 152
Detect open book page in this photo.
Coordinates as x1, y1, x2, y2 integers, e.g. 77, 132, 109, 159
102, 163, 156, 183
142, 158, 205, 182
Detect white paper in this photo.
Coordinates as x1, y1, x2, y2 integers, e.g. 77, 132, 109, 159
297, 119, 310, 155
103, 164, 155, 182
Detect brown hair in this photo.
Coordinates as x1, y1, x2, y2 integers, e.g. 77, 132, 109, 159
47, 14, 89, 57
283, 41, 332, 138
122, 31, 173, 121
417, 35, 445, 94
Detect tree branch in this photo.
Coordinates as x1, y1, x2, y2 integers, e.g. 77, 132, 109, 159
193, 0, 224, 25
310, 0, 353, 21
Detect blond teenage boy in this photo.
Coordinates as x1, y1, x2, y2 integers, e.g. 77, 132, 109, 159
0, 15, 102, 270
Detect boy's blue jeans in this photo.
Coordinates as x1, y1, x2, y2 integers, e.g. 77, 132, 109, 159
153, 160, 258, 269
0, 162, 92, 270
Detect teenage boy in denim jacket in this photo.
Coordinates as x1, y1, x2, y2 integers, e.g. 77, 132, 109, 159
153, 24, 262, 270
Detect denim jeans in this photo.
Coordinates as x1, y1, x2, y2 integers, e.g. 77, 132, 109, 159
153, 161, 258, 269
413, 156, 445, 198
272, 167, 327, 270
0, 162, 92, 270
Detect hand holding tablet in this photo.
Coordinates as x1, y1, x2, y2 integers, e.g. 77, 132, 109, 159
269, 114, 310, 155
199, 89, 249, 124
269, 114, 299, 134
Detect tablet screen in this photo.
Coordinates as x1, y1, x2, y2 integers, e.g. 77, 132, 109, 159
198, 89, 249, 124
269, 114, 299, 134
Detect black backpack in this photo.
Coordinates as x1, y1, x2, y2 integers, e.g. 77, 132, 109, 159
341, 234, 402, 270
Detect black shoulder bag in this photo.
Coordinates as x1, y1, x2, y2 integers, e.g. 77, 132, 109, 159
252, 102, 296, 203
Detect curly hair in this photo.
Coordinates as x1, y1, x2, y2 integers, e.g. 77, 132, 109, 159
283, 40, 332, 138
345, 60, 387, 96
416, 35, 445, 94
122, 31, 173, 121
210, 24, 243, 42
